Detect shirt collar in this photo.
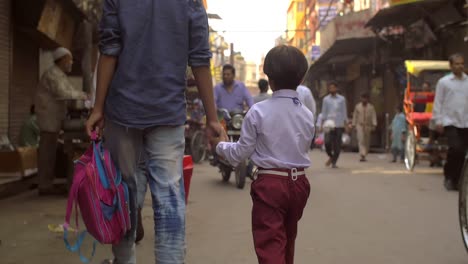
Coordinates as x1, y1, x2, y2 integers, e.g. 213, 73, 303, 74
222, 80, 239, 89
450, 73, 467, 80
272, 89, 299, 98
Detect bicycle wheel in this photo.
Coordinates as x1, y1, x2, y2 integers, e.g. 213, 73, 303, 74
190, 130, 206, 163
404, 130, 416, 171
458, 154, 468, 252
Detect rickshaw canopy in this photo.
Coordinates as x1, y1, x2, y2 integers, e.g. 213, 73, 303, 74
405, 60, 450, 77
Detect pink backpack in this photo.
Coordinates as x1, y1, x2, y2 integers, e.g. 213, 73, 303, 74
63, 139, 131, 263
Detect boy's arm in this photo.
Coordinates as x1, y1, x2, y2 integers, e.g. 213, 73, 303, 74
215, 110, 258, 167
85, 0, 120, 137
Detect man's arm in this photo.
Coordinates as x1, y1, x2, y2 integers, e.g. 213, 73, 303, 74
432, 79, 445, 130
85, 0, 120, 137
47, 73, 85, 100
188, 0, 226, 140
243, 84, 254, 108
321, 97, 328, 125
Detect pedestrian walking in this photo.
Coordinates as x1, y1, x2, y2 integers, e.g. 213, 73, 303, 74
352, 93, 377, 162
432, 53, 468, 191
85, 0, 226, 263
212, 45, 314, 264
390, 104, 406, 163
254, 79, 271, 104
35, 47, 86, 196
321, 81, 348, 168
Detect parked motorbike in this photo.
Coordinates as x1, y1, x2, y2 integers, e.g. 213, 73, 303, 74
211, 109, 251, 189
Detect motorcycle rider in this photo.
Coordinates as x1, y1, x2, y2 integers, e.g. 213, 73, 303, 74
214, 64, 254, 112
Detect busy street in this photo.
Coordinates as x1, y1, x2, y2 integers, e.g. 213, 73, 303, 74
0, 152, 466, 264
0, 0, 467, 263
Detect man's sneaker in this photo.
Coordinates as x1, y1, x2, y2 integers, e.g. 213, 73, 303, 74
325, 158, 332, 167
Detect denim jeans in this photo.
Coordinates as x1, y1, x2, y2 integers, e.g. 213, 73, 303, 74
104, 120, 186, 264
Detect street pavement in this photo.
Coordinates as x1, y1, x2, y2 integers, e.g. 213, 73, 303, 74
0, 150, 466, 264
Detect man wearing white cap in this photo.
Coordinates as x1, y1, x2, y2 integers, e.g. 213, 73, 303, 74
35, 47, 86, 195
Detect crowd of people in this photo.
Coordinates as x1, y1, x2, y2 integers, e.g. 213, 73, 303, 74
28, 0, 467, 263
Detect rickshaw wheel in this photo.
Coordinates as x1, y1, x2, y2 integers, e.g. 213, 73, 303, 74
405, 130, 416, 171
458, 153, 468, 252
190, 130, 206, 163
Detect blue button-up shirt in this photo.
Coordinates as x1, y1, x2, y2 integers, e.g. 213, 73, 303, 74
99, 0, 212, 128
214, 80, 254, 111
321, 94, 348, 128
216, 90, 315, 168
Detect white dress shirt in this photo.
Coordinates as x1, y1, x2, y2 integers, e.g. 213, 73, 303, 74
297, 85, 316, 117
433, 73, 468, 128
216, 89, 315, 168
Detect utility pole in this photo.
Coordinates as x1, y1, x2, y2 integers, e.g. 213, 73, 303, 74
230, 43, 234, 65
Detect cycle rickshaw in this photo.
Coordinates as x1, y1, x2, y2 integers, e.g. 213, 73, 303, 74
403, 60, 450, 171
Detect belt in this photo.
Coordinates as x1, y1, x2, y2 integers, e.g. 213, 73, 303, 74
256, 168, 306, 181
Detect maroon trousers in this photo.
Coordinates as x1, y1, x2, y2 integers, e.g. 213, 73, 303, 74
251, 172, 310, 264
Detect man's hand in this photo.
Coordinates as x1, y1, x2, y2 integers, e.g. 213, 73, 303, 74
86, 110, 105, 138
436, 125, 444, 134
206, 121, 228, 143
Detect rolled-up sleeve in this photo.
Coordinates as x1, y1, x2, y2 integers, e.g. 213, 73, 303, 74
188, 0, 212, 67
216, 110, 258, 167
99, 0, 121, 56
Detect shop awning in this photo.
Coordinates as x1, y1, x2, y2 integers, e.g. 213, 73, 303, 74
308, 37, 374, 70
305, 37, 374, 82
365, 0, 457, 30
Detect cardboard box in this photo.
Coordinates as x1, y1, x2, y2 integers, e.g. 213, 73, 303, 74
0, 147, 38, 177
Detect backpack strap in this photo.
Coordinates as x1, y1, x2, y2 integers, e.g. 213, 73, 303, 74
64, 229, 97, 263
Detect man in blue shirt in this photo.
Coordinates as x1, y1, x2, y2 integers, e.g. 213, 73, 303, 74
214, 64, 254, 112
321, 81, 348, 168
85, 1, 226, 263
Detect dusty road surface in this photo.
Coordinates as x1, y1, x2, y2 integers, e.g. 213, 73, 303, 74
0, 151, 466, 264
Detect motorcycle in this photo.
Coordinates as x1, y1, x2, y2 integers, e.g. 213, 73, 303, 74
211, 108, 251, 189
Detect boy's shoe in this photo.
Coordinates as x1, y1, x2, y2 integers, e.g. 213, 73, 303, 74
332, 164, 338, 169
360, 156, 367, 162
325, 158, 332, 167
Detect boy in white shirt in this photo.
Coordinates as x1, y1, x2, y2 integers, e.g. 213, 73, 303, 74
212, 45, 314, 264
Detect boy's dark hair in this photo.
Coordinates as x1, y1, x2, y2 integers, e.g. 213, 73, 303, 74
361, 93, 369, 99
222, 64, 236, 75
30, 104, 35, 115
263, 45, 308, 90
258, 79, 269, 92
449, 53, 464, 65
328, 81, 338, 87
